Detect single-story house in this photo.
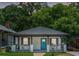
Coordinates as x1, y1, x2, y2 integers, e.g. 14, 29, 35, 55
0, 25, 16, 48
10, 27, 68, 52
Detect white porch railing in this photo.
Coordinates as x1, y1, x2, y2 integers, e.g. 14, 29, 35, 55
11, 45, 30, 52
19, 45, 30, 51
11, 44, 67, 52
50, 44, 67, 52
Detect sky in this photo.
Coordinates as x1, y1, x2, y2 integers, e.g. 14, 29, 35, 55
0, 2, 70, 8
0, 2, 19, 8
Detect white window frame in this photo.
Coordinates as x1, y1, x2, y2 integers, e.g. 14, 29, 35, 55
51, 38, 59, 46
23, 37, 29, 45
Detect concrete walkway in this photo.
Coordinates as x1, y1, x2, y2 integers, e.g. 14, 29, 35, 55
67, 51, 79, 56
33, 53, 45, 56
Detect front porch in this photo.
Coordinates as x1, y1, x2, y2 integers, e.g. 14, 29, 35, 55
10, 36, 67, 52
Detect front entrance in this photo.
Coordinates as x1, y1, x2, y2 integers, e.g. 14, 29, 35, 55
41, 38, 46, 50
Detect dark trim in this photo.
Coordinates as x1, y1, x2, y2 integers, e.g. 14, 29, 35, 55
28, 37, 30, 45
50, 38, 52, 45
13, 36, 16, 45
18, 37, 20, 50
31, 36, 32, 44
2, 32, 4, 46
16, 34, 68, 37
1, 32, 3, 47
21, 37, 23, 45
56, 38, 59, 46
47, 36, 49, 44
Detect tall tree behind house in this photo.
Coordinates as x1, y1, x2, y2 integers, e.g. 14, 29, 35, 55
19, 2, 48, 15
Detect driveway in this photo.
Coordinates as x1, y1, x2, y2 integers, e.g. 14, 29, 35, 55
67, 51, 79, 56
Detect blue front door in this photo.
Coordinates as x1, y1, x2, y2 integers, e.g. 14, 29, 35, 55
41, 38, 46, 50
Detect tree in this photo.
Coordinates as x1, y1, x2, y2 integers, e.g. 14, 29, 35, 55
0, 2, 48, 31
53, 17, 79, 35
29, 7, 52, 28
69, 2, 79, 9
19, 2, 48, 15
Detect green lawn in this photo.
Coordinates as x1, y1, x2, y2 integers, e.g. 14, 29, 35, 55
0, 52, 33, 56
0, 52, 73, 56
44, 52, 73, 56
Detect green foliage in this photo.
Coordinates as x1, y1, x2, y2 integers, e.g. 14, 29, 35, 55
0, 3, 79, 36
44, 52, 72, 56
0, 52, 33, 56
53, 17, 79, 35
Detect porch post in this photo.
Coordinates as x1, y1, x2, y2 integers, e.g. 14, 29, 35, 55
11, 36, 16, 52
47, 36, 50, 52
19, 37, 21, 50
30, 36, 33, 52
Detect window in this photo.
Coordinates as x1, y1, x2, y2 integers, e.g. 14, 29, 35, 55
51, 38, 56, 45
23, 37, 28, 45
42, 39, 46, 42
51, 38, 59, 46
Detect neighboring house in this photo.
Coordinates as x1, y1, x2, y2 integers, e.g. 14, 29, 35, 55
68, 35, 79, 51
11, 27, 68, 52
73, 35, 79, 49
0, 25, 16, 48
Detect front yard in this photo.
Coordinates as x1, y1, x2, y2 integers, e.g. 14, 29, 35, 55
44, 52, 73, 56
0, 52, 73, 56
0, 52, 33, 56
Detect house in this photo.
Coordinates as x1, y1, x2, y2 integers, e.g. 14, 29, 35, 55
73, 35, 79, 49
0, 25, 16, 48
11, 27, 68, 52
68, 35, 79, 51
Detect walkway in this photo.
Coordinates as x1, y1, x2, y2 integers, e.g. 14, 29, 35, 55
33, 53, 45, 56
67, 51, 79, 56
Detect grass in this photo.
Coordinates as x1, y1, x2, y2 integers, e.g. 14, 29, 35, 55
44, 52, 73, 56
0, 52, 33, 56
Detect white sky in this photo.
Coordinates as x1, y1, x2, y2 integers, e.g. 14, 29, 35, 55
0, 2, 69, 8
0, 2, 19, 8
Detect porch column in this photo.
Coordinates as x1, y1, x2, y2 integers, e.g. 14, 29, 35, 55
19, 37, 22, 50
47, 36, 50, 52
11, 36, 16, 52
30, 36, 33, 52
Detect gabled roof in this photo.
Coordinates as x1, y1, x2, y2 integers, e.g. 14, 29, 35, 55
0, 25, 16, 33
18, 27, 68, 36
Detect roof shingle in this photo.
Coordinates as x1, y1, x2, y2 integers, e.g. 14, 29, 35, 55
0, 25, 16, 33
18, 27, 68, 36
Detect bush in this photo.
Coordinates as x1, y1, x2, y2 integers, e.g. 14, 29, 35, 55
6, 46, 11, 52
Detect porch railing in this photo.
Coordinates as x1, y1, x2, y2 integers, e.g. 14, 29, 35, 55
50, 44, 67, 52
11, 45, 30, 52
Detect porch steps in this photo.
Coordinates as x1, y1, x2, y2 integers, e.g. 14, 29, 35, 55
33, 53, 45, 56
